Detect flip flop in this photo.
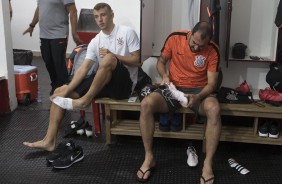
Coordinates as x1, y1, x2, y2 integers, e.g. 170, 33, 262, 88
136, 167, 155, 183
201, 175, 215, 184
228, 158, 250, 175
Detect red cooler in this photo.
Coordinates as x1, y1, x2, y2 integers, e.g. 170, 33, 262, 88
14, 65, 38, 105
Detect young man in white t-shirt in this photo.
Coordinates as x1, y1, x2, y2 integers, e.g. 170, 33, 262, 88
23, 3, 140, 151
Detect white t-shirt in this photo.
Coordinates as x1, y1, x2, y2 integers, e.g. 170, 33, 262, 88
86, 25, 140, 92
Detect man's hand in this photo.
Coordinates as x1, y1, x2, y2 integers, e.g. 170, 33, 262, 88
99, 48, 112, 58
185, 94, 201, 108
23, 27, 34, 37
160, 75, 170, 85
49, 85, 69, 101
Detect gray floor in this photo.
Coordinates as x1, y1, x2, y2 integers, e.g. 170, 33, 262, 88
0, 57, 282, 184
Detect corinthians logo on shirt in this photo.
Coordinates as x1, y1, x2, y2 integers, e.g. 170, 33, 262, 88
117, 37, 124, 46
194, 55, 206, 67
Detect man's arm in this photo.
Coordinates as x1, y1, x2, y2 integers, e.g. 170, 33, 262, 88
66, 4, 82, 45
115, 50, 141, 67
157, 54, 170, 84
23, 7, 39, 37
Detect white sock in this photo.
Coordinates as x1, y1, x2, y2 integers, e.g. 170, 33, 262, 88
168, 83, 188, 107
52, 96, 73, 110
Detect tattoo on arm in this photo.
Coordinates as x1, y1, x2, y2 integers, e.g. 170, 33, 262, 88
160, 55, 167, 63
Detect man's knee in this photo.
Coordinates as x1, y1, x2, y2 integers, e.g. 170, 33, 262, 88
204, 100, 221, 124
100, 53, 117, 69
140, 97, 153, 113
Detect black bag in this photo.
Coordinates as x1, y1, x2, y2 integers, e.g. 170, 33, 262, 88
13, 49, 33, 65
232, 43, 247, 59
217, 87, 253, 104
266, 63, 282, 92
134, 67, 152, 92
138, 84, 157, 102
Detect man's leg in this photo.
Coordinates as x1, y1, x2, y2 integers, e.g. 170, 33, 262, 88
40, 39, 57, 91
23, 86, 80, 151
71, 54, 118, 109
50, 38, 68, 88
199, 97, 221, 184
137, 93, 169, 180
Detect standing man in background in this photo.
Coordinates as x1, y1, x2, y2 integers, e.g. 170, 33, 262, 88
275, 0, 282, 64
23, 0, 82, 95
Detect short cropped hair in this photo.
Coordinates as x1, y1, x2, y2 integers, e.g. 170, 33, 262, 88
93, 3, 113, 13
192, 21, 213, 40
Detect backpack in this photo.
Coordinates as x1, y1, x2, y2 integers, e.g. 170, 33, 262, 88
217, 87, 253, 104
67, 44, 98, 79
266, 63, 282, 92
232, 43, 247, 59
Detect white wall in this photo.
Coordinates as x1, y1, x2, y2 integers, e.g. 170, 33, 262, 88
0, 0, 17, 111
8, 0, 279, 100
11, 0, 141, 54
145, 0, 277, 99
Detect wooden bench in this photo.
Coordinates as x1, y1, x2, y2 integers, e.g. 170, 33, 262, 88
95, 98, 282, 147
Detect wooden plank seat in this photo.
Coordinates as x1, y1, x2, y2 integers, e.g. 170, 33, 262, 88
95, 98, 282, 146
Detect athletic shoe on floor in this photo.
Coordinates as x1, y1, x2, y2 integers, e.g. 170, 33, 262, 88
85, 124, 93, 137
64, 118, 88, 138
46, 140, 75, 163
269, 122, 280, 139
167, 83, 188, 107
258, 121, 269, 137
52, 146, 84, 169
187, 146, 198, 167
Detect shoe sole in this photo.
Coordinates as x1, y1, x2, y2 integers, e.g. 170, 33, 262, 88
269, 133, 279, 139
187, 161, 198, 167
53, 155, 84, 169
258, 132, 268, 137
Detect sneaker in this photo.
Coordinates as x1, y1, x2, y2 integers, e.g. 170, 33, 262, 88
187, 146, 198, 167
269, 122, 280, 139
259, 87, 282, 102
159, 113, 170, 132
64, 118, 88, 138
52, 146, 84, 169
167, 83, 188, 107
170, 113, 182, 132
46, 140, 75, 163
236, 80, 250, 94
258, 121, 269, 137
85, 124, 93, 137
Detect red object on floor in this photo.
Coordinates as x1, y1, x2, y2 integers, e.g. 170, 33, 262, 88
0, 78, 11, 113
14, 65, 38, 104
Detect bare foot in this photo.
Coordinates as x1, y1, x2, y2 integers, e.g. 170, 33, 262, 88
72, 99, 91, 110
23, 140, 55, 151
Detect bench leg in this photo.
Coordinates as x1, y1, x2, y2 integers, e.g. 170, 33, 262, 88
91, 101, 101, 135
105, 104, 112, 144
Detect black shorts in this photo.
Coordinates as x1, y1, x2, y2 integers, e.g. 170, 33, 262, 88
74, 61, 133, 99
